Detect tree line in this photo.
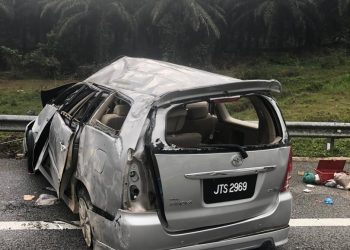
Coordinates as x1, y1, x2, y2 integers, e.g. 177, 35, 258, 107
0, 0, 349, 77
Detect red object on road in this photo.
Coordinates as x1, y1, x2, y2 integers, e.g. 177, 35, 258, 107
315, 160, 347, 183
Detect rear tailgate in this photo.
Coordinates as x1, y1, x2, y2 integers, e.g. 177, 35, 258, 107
153, 146, 290, 232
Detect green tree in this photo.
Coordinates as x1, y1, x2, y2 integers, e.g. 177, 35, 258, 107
0, 0, 13, 18
40, 0, 135, 67
318, 0, 350, 45
224, 0, 321, 49
337, 0, 350, 45
338, 0, 350, 15
12, 0, 45, 52
0, 46, 23, 74
136, 0, 226, 65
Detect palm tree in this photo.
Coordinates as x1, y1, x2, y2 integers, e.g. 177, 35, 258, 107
225, 0, 321, 49
143, 0, 226, 38
0, 0, 13, 18
40, 0, 135, 64
338, 0, 350, 15
136, 0, 226, 64
318, 0, 350, 45
336, 0, 350, 46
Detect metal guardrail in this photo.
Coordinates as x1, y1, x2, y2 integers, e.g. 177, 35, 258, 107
0, 115, 36, 132
286, 122, 350, 138
286, 121, 350, 150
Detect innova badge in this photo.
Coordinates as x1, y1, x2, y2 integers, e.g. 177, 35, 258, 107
231, 154, 243, 167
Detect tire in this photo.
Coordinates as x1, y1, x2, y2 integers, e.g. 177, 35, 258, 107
256, 241, 276, 250
78, 189, 93, 248
26, 130, 35, 173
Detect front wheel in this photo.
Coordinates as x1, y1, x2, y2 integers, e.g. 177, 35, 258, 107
78, 189, 93, 248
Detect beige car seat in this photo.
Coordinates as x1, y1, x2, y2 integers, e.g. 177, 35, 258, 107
100, 104, 130, 131
166, 107, 202, 148
182, 102, 217, 143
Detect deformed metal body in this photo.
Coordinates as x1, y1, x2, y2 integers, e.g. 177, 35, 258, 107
24, 57, 292, 249
90, 193, 291, 250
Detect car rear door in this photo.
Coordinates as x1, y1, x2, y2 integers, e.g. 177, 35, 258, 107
151, 93, 290, 232
153, 148, 290, 232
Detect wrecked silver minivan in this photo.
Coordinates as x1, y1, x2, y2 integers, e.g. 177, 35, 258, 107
23, 57, 292, 249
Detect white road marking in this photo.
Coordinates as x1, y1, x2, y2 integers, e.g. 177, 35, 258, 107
0, 221, 80, 230
289, 218, 350, 227
0, 218, 349, 231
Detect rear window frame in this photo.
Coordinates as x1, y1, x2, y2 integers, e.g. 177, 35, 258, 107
152, 94, 287, 153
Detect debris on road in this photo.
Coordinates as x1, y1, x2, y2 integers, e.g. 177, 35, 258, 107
303, 189, 312, 193
301, 160, 349, 190
323, 197, 334, 205
16, 153, 24, 159
334, 172, 350, 190
297, 170, 305, 176
303, 172, 320, 184
35, 194, 58, 206
303, 184, 315, 193
306, 184, 315, 188
315, 160, 346, 184
324, 179, 337, 188
23, 195, 35, 201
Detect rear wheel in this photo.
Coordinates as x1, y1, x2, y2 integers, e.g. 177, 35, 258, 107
255, 241, 276, 250
26, 130, 35, 173
78, 189, 93, 248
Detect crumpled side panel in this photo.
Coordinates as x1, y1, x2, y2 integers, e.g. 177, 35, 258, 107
76, 125, 125, 215
118, 93, 153, 150
31, 104, 57, 142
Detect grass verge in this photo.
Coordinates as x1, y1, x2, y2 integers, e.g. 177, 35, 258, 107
0, 78, 72, 115
292, 138, 350, 157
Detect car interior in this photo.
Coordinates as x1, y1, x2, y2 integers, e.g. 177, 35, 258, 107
92, 94, 131, 134
165, 95, 282, 148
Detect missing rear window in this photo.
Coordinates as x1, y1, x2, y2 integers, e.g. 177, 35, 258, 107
164, 95, 282, 148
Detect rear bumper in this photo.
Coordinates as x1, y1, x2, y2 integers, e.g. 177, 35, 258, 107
171, 227, 289, 250
91, 192, 292, 250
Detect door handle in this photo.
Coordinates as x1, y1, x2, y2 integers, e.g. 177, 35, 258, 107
59, 141, 67, 152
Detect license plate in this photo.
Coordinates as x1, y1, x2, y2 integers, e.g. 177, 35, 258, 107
203, 175, 257, 204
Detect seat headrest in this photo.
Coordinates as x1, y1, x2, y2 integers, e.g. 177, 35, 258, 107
113, 104, 130, 116
166, 108, 187, 134
101, 114, 118, 126
186, 102, 209, 120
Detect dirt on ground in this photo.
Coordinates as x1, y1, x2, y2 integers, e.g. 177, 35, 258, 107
0, 133, 24, 158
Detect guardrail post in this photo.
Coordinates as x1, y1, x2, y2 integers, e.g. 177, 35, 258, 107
326, 138, 335, 151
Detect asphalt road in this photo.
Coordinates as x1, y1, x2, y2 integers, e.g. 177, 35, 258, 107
0, 159, 349, 250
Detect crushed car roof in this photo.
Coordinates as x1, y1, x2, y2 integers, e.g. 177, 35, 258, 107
85, 56, 241, 97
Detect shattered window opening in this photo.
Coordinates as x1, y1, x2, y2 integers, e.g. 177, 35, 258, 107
94, 94, 131, 136
53, 84, 82, 106
164, 95, 282, 149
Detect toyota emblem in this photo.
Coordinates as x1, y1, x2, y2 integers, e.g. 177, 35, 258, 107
231, 154, 243, 167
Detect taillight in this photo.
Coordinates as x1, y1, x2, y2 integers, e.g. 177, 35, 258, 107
123, 159, 156, 212
280, 148, 293, 192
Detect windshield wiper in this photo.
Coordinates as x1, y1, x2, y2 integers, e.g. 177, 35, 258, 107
201, 144, 248, 159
